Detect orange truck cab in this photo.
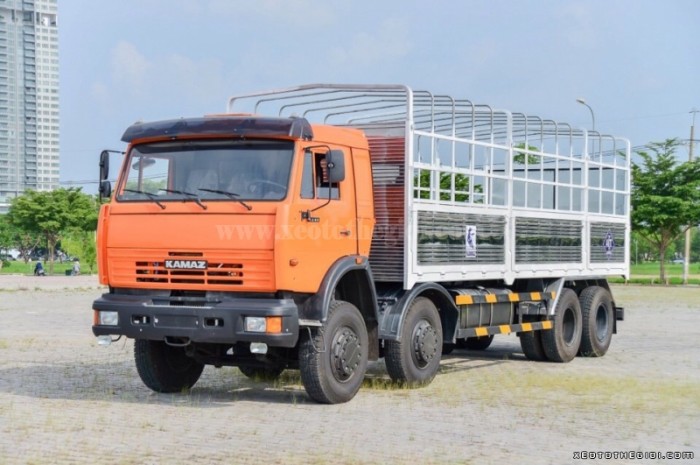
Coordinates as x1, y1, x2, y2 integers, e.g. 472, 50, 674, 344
93, 84, 627, 404
93, 115, 379, 403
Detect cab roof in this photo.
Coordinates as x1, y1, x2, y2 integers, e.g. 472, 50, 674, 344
121, 115, 314, 143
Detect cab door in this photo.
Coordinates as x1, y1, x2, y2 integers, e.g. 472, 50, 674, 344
276, 146, 357, 293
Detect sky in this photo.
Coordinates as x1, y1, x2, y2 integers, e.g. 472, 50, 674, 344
58, 0, 700, 191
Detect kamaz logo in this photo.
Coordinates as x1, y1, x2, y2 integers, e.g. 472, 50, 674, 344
164, 260, 208, 270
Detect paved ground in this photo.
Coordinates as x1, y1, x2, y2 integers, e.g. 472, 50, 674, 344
0, 278, 698, 464
0, 274, 104, 291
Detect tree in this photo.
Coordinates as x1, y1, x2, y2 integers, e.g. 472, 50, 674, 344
7, 188, 98, 274
61, 228, 97, 274
0, 215, 13, 255
417, 171, 476, 202
0, 214, 42, 264
631, 230, 656, 263
14, 231, 42, 263
691, 227, 700, 263
631, 139, 700, 282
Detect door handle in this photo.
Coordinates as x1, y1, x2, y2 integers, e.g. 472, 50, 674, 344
340, 229, 351, 237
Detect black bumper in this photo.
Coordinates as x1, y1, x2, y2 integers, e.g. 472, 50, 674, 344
92, 293, 299, 348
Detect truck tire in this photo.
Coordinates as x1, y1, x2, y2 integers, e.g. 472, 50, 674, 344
385, 297, 442, 386
542, 288, 582, 363
134, 339, 204, 393
299, 300, 368, 404
519, 330, 547, 361
239, 364, 285, 382
578, 286, 614, 357
458, 335, 494, 351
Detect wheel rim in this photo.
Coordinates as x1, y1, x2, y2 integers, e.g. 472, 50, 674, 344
164, 345, 194, 374
562, 307, 576, 345
331, 325, 361, 383
595, 304, 609, 342
412, 319, 439, 368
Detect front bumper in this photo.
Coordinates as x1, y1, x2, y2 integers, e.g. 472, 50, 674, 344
92, 293, 299, 347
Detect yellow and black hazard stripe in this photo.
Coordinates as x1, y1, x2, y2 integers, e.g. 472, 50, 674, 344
455, 291, 556, 306
458, 320, 553, 338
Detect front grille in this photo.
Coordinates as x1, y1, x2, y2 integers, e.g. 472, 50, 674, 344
135, 261, 244, 285
107, 249, 274, 291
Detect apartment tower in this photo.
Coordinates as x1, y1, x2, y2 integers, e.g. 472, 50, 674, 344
0, 0, 59, 213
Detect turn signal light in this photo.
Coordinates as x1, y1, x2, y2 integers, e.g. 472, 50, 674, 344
266, 316, 282, 334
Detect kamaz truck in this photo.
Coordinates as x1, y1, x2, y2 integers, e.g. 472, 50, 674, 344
92, 84, 628, 403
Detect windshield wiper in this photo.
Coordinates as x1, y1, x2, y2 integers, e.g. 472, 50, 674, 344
159, 188, 207, 210
198, 188, 253, 211
123, 188, 166, 209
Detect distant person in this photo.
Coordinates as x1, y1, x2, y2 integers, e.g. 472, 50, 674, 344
71, 259, 81, 276
34, 261, 45, 276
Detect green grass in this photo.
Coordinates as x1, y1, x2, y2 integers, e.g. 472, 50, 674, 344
609, 262, 700, 285
465, 371, 700, 413
631, 262, 700, 276
0, 260, 74, 276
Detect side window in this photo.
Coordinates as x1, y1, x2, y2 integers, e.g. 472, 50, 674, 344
125, 156, 170, 194
301, 151, 314, 199
300, 151, 341, 200
314, 152, 340, 200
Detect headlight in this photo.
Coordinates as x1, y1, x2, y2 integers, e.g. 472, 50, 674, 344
245, 316, 266, 332
244, 316, 283, 333
98, 311, 119, 326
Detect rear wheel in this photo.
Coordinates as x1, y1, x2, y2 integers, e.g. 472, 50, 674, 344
542, 288, 582, 363
134, 339, 204, 393
578, 286, 614, 357
519, 330, 547, 361
385, 297, 442, 386
299, 301, 368, 404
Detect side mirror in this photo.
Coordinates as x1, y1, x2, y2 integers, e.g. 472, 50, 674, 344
326, 150, 345, 183
98, 180, 112, 198
99, 150, 110, 180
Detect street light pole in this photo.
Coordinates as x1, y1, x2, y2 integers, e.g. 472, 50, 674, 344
576, 98, 596, 132
683, 108, 698, 284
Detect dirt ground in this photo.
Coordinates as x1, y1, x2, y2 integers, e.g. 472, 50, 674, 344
0, 277, 698, 464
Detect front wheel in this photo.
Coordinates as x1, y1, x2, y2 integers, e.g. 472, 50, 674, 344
134, 340, 204, 393
299, 301, 368, 404
385, 297, 442, 386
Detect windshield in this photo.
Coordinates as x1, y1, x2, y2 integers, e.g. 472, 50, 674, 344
117, 140, 294, 203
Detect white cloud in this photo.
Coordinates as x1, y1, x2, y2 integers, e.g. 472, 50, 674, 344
89, 82, 109, 104
104, 41, 226, 113
110, 41, 153, 95
161, 53, 227, 103
331, 18, 412, 68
